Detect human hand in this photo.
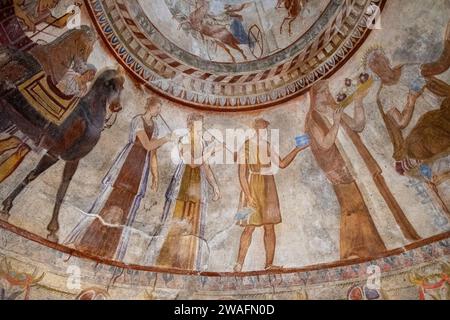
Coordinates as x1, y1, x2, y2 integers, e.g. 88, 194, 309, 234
333, 107, 344, 125
296, 143, 310, 152
246, 194, 257, 208
354, 88, 369, 104
151, 179, 159, 192
212, 187, 221, 201
410, 89, 423, 100
168, 131, 183, 143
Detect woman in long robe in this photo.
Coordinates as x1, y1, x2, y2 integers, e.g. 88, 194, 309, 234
65, 97, 170, 260
155, 114, 221, 271
305, 80, 386, 259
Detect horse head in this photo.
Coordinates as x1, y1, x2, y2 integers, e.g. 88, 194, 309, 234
71, 25, 97, 74
88, 68, 125, 128
30, 26, 97, 83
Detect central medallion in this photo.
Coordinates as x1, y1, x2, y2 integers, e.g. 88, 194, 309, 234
87, 0, 385, 110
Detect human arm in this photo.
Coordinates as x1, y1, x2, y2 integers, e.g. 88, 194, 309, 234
201, 139, 223, 163
274, 143, 309, 169
204, 164, 220, 201
226, 2, 251, 12
309, 109, 343, 150
341, 90, 367, 133
14, 0, 36, 32
238, 162, 256, 207
150, 151, 158, 192
387, 91, 421, 130
136, 131, 170, 152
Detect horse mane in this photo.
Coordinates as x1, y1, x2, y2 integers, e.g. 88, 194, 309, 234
42, 26, 95, 49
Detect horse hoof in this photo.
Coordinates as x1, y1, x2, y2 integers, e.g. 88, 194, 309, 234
0, 210, 10, 222
47, 232, 59, 243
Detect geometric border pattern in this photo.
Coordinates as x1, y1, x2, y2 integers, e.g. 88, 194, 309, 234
0, 219, 449, 281
0, 224, 449, 289
86, 0, 385, 111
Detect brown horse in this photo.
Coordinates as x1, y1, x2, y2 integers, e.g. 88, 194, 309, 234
0, 44, 124, 241
181, 0, 247, 63
0, 26, 96, 118
29, 25, 96, 84
277, 0, 307, 35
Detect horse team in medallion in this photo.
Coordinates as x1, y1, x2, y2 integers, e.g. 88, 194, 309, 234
1, 5, 450, 272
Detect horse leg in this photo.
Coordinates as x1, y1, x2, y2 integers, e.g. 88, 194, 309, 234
217, 42, 236, 63
288, 18, 295, 35
1, 153, 59, 221
280, 17, 289, 34
47, 160, 79, 242
227, 42, 247, 61
231, 43, 248, 61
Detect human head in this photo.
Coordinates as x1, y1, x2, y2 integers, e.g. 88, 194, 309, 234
71, 26, 97, 73
39, 0, 59, 12
364, 47, 396, 83
197, 0, 208, 6
310, 80, 337, 113
253, 118, 270, 130
187, 113, 204, 132
145, 96, 162, 117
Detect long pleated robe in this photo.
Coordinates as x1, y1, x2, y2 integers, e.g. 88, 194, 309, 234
156, 136, 208, 271
65, 116, 155, 260
305, 110, 386, 259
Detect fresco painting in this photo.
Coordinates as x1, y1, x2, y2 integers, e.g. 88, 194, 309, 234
0, 0, 449, 300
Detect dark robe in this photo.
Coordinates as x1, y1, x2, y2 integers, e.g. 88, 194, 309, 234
75, 118, 155, 259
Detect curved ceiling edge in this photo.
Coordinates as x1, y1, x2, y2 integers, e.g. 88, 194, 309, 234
85, 0, 386, 111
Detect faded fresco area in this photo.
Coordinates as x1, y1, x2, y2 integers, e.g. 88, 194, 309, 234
136, 0, 325, 62
0, 0, 449, 299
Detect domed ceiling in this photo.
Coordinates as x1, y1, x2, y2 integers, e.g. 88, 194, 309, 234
1, 0, 450, 301
87, 0, 385, 110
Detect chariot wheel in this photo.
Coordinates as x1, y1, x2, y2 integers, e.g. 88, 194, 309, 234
248, 24, 264, 59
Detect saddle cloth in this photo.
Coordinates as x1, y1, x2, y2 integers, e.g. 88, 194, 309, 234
18, 71, 80, 125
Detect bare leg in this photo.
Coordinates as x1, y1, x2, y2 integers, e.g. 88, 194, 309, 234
1, 153, 59, 221
47, 160, 79, 242
263, 224, 277, 269
234, 226, 255, 272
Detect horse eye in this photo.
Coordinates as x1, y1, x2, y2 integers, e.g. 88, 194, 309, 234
105, 80, 114, 89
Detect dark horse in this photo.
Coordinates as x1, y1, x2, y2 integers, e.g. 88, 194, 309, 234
277, 0, 307, 35
0, 46, 124, 242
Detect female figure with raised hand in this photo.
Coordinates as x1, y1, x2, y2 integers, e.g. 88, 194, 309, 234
66, 97, 170, 260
